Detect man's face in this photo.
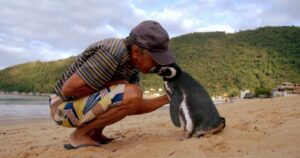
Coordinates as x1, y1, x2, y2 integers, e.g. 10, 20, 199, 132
130, 45, 157, 73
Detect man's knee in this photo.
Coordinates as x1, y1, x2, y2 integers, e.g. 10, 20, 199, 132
122, 84, 143, 114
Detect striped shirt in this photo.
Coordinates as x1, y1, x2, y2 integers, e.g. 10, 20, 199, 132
54, 38, 139, 101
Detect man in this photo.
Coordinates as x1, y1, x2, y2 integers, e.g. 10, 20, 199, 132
49, 20, 176, 149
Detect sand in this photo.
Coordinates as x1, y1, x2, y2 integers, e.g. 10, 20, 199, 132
0, 95, 299, 158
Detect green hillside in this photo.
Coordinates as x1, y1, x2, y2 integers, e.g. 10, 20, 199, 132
0, 26, 299, 96
0, 57, 75, 93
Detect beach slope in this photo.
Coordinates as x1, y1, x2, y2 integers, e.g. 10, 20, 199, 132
1, 96, 299, 158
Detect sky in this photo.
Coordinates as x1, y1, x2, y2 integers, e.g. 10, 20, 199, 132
0, 0, 299, 69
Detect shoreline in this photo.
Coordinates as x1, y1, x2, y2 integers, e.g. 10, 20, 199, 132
0, 117, 51, 126
0, 96, 284, 124
0, 96, 292, 124
0, 92, 52, 97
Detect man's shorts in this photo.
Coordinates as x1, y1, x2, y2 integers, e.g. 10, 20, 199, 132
50, 84, 125, 128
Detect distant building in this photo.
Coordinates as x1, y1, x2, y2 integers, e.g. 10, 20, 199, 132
271, 88, 284, 97
277, 82, 300, 94
240, 90, 250, 99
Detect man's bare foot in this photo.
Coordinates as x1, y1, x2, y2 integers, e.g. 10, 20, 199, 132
90, 131, 115, 144
68, 129, 100, 147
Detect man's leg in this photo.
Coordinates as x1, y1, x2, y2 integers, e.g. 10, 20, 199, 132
89, 92, 170, 145
68, 84, 143, 146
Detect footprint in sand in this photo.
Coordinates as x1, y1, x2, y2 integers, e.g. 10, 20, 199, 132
215, 142, 229, 153
232, 121, 252, 131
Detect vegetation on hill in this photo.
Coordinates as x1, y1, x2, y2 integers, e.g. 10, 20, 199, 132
167, 26, 300, 95
0, 26, 299, 96
0, 57, 75, 93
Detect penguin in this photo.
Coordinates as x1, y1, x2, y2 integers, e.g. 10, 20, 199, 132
153, 63, 225, 138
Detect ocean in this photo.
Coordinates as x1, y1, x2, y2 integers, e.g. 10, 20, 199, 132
0, 94, 225, 122
0, 94, 50, 121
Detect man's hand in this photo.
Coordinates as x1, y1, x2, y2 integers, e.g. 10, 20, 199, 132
133, 94, 170, 115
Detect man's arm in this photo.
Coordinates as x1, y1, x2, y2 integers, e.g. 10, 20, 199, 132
133, 94, 170, 115
61, 73, 95, 97
61, 45, 121, 98
62, 72, 129, 98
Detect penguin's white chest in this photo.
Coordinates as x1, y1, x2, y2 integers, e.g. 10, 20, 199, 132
180, 94, 194, 134
164, 81, 194, 134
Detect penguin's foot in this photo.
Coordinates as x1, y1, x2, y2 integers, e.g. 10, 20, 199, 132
193, 122, 226, 138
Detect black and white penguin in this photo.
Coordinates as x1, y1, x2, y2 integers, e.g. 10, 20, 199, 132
153, 63, 225, 138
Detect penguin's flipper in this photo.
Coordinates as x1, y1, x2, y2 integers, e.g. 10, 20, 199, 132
169, 89, 183, 127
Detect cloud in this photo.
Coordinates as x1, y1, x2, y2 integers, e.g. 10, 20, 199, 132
194, 0, 300, 31
0, 0, 299, 69
137, 0, 299, 36
1, 0, 145, 49
0, 0, 147, 69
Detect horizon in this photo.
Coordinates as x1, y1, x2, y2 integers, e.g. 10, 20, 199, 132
0, 25, 298, 70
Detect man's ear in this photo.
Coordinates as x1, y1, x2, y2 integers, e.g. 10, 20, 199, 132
131, 45, 141, 59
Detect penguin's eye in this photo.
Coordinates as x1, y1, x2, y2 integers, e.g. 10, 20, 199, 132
158, 68, 171, 76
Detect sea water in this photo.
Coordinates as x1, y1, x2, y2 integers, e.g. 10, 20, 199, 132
0, 94, 225, 122
0, 94, 50, 121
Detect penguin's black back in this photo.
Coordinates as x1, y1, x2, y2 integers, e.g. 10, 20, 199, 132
170, 71, 222, 130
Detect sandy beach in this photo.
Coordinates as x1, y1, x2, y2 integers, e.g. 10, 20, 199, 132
0, 95, 299, 158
